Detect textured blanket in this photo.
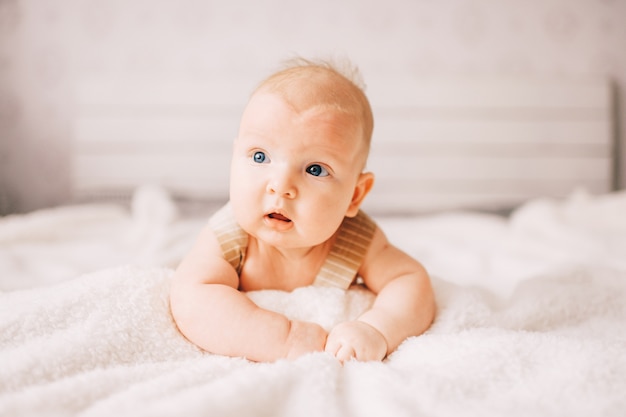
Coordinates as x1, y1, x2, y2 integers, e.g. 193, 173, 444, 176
1, 263, 625, 417
1, 188, 625, 416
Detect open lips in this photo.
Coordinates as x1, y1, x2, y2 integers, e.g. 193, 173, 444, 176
268, 213, 291, 222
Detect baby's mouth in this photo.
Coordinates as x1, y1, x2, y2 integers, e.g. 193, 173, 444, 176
268, 212, 292, 222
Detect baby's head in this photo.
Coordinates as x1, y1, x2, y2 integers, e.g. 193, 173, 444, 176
230, 58, 375, 248
251, 58, 374, 167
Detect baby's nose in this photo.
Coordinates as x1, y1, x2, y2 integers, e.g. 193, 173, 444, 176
266, 174, 296, 199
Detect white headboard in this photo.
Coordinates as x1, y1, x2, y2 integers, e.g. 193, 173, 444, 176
72, 76, 613, 214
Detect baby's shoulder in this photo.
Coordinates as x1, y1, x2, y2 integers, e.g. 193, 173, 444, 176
207, 202, 248, 274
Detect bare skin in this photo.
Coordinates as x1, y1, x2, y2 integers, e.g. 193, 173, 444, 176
170, 66, 435, 363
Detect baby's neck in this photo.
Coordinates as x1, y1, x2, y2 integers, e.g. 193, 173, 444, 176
239, 236, 335, 292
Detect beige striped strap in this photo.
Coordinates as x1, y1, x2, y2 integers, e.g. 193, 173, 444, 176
209, 203, 376, 288
208, 202, 248, 275
313, 210, 377, 290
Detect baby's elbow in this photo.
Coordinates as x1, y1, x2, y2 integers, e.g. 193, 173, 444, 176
426, 295, 437, 327
415, 288, 436, 336
169, 281, 194, 330
404, 273, 435, 336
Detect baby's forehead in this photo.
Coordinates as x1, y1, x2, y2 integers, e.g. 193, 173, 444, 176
248, 64, 373, 161
246, 91, 362, 140
257, 69, 361, 110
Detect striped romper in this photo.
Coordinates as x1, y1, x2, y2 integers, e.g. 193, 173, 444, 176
209, 202, 377, 290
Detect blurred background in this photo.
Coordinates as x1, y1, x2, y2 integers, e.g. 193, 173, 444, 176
0, 0, 624, 214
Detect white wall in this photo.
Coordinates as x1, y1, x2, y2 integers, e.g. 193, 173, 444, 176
1, 0, 625, 213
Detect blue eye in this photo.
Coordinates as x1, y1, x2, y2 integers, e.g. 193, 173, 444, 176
306, 164, 329, 177
253, 151, 268, 163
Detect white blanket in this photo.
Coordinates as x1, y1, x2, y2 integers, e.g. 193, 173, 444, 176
1, 188, 625, 416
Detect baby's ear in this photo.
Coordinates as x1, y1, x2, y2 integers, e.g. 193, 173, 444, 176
346, 172, 375, 217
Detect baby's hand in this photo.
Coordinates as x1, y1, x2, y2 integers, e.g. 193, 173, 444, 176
284, 320, 328, 360
325, 321, 387, 363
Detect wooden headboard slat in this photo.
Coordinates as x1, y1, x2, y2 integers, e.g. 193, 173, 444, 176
72, 76, 613, 214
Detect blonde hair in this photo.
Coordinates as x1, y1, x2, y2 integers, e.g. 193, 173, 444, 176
253, 57, 374, 159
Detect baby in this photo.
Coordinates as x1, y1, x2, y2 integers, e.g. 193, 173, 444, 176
170, 58, 435, 363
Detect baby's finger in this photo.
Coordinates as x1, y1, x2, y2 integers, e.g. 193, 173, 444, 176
335, 345, 356, 363
324, 338, 340, 356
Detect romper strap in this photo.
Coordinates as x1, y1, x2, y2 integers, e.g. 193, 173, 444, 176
208, 202, 249, 275
313, 210, 377, 290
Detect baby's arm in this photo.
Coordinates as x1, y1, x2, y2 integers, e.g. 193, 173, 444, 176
325, 227, 435, 362
170, 225, 327, 362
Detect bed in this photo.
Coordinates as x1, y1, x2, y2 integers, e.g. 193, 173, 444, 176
1, 75, 624, 417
